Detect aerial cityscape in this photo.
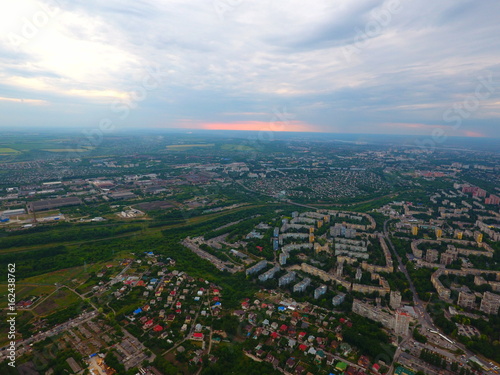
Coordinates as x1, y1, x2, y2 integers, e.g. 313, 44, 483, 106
0, 132, 498, 375
1, 1, 500, 375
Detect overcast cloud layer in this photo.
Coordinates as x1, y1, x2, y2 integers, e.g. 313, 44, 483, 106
1, 0, 500, 137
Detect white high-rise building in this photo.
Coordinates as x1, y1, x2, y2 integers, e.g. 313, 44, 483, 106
393, 311, 411, 336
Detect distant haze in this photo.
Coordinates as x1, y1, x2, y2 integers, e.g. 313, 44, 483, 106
1, 0, 499, 138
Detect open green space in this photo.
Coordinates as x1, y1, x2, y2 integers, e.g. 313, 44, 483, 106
33, 287, 80, 317
0, 147, 20, 154
166, 143, 215, 151
0, 284, 56, 309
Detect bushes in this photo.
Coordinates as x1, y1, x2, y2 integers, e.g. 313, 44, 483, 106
413, 328, 427, 343
342, 314, 394, 360
202, 344, 281, 375
406, 262, 436, 299
45, 301, 90, 327
0, 223, 142, 248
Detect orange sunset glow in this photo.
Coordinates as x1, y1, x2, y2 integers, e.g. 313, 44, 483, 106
195, 121, 319, 132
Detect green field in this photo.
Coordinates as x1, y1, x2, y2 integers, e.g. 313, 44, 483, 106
3, 142, 58, 150
0, 147, 20, 154
0, 284, 56, 308
0, 139, 93, 153
22, 267, 87, 285
0, 266, 93, 308
221, 144, 254, 151
42, 148, 94, 152
166, 143, 215, 151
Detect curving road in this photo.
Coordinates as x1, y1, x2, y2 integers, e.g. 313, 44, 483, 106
383, 219, 496, 375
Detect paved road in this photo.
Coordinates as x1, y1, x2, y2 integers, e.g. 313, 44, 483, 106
383, 220, 434, 329
383, 219, 496, 375
0, 310, 98, 362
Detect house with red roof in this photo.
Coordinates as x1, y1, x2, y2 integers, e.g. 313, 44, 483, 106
153, 325, 163, 332
270, 331, 279, 340
192, 332, 204, 341
299, 344, 308, 351
372, 363, 381, 373
143, 319, 154, 329
280, 324, 288, 332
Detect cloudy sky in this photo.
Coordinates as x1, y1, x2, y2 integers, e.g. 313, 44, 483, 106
1, 0, 500, 137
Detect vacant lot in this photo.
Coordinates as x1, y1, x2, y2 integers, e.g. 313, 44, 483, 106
33, 287, 80, 317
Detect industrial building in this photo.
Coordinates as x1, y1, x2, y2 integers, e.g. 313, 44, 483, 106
28, 197, 82, 212
0, 208, 26, 217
